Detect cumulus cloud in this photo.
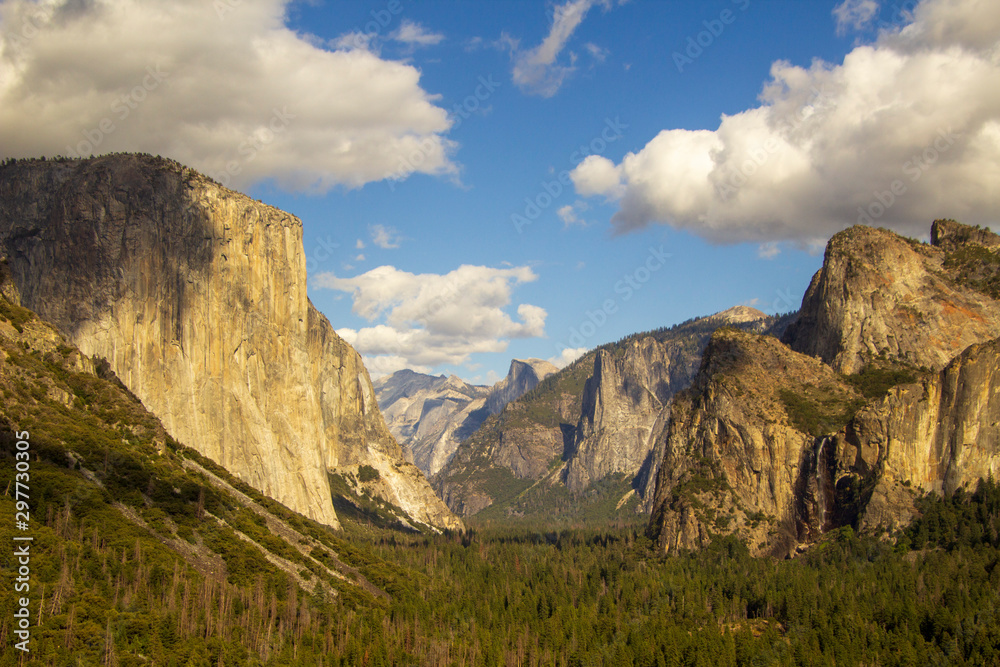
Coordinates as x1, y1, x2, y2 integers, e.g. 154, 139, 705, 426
391, 20, 444, 47
548, 347, 588, 368
314, 264, 547, 373
0, 0, 456, 191
570, 0, 1000, 244
505, 0, 621, 97
833, 0, 880, 34
370, 224, 402, 249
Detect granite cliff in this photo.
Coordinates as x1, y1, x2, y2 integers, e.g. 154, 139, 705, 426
375, 358, 557, 478
0, 155, 460, 531
649, 221, 1000, 555
374, 371, 490, 477
436, 308, 784, 520
483, 358, 559, 416
648, 328, 864, 556
783, 221, 1000, 374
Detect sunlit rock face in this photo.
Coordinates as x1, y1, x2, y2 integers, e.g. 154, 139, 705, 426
0, 155, 460, 531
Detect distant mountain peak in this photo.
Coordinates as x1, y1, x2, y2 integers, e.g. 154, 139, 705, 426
707, 305, 769, 324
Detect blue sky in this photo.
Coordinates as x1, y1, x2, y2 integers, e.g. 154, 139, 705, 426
2, 0, 999, 384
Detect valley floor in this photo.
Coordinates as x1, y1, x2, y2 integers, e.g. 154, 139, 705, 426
3, 447, 999, 666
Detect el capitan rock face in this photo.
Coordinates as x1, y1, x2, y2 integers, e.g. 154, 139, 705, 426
0, 155, 460, 531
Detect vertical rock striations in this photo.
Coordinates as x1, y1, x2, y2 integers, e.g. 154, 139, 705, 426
375, 359, 558, 478
374, 371, 490, 477
0, 155, 460, 531
834, 337, 1000, 534
483, 358, 559, 416
648, 328, 861, 556
435, 308, 779, 519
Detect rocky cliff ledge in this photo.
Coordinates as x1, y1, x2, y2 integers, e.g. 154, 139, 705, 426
0, 155, 460, 531
834, 336, 1000, 535
650, 221, 1000, 556
648, 328, 861, 556
783, 222, 1000, 373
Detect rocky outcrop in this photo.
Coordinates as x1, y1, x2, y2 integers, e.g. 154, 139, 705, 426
375, 371, 489, 476
565, 340, 674, 494
930, 218, 1000, 252
0, 155, 460, 531
436, 308, 779, 519
782, 222, 1000, 374
648, 328, 861, 557
483, 358, 559, 415
434, 354, 592, 517
832, 337, 1000, 534
375, 359, 557, 478
650, 222, 1000, 556
649, 329, 1000, 557
567, 307, 773, 497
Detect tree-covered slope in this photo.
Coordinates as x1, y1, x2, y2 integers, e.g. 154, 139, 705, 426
0, 287, 418, 665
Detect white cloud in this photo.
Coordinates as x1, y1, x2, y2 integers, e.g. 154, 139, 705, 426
558, 201, 590, 227
570, 0, 1000, 244
355, 239, 366, 249
583, 42, 609, 63
571, 154, 626, 198
757, 242, 781, 260
833, 0, 880, 34
0, 0, 456, 191
355, 253, 366, 262
370, 224, 402, 249
359, 354, 430, 379
505, 0, 620, 97
549, 347, 588, 368
558, 205, 579, 226
315, 264, 547, 370
391, 20, 444, 47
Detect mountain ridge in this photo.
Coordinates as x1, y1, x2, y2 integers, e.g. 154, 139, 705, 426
375, 357, 559, 477
435, 306, 782, 521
